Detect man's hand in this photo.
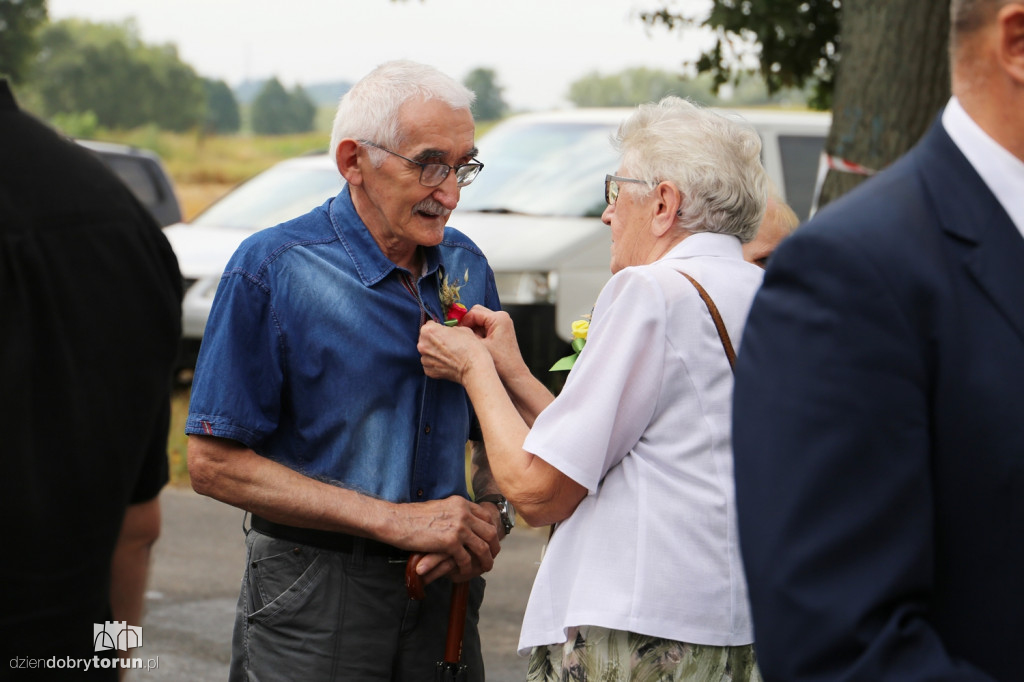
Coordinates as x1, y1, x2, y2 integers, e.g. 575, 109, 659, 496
410, 498, 505, 584
382, 495, 500, 583
459, 306, 530, 383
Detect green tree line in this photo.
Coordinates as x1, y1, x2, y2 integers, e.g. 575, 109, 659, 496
0, 8, 316, 135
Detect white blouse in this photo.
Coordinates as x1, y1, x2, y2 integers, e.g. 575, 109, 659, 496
519, 232, 763, 653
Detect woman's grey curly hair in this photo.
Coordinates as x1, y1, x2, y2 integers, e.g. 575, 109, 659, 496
613, 97, 768, 243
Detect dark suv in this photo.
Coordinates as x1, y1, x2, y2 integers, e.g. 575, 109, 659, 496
76, 140, 182, 227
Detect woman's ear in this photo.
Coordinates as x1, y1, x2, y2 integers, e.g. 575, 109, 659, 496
651, 181, 683, 237
336, 139, 363, 186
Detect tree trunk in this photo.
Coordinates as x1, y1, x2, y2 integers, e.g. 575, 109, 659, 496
819, 0, 951, 208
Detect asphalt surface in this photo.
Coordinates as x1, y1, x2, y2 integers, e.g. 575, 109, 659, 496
132, 485, 547, 681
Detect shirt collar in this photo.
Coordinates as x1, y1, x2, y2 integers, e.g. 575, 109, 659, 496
664, 231, 744, 261
329, 184, 442, 286
942, 96, 1024, 238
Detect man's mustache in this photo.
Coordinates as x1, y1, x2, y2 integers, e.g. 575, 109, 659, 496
414, 198, 452, 218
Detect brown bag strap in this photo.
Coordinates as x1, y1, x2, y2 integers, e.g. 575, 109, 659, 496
679, 271, 736, 371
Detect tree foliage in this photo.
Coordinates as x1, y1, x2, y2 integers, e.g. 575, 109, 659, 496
464, 67, 507, 121
203, 78, 241, 134
640, 0, 951, 209
250, 78, 316, 135
30, 19, 205, 131
0, 0, 47, 83
640, 0, 841, 109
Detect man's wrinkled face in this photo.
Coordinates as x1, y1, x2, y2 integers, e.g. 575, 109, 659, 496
358, 98, 476, 267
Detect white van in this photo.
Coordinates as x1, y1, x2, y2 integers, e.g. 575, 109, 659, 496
452, 107, 831, 378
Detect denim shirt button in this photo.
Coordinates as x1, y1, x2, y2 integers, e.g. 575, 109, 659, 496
424, 424, 431, 434
416, 489, 424, 498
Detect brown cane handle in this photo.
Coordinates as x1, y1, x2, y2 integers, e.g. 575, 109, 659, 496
444, 582, 470, 664
405, 553, 426, 600
406, 554, 470, 665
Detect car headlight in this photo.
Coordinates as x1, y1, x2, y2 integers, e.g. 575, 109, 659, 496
493, 272, 557, 305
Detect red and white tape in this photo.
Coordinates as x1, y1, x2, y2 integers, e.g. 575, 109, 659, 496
809, 152, 879, 216
824, 154, 877, 176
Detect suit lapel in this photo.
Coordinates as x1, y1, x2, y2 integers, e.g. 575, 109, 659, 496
917, 121, 1024, 344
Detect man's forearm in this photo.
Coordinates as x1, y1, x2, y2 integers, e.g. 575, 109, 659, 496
188, 433, 392, 536
187, 434, 500, 570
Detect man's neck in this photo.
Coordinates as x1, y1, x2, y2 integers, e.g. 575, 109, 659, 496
954, 67, 1024, 162
349, 186, 424, 273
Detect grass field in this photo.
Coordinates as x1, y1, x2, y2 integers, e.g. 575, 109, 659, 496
168, 388, 191, 486
94, 127, 331, 219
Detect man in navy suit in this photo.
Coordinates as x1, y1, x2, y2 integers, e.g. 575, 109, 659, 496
732, 1, 1024, 680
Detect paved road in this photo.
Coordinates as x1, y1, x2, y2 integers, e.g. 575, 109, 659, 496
133, 485, 546, 681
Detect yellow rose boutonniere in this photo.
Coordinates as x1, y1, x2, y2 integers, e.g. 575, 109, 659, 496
550, 315, 590, 371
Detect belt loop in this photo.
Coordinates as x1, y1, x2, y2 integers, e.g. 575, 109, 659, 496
242, 511, 251, 537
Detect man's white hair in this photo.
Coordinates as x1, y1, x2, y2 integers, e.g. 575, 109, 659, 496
328, 60, 475, 166
613, 97, 768, 243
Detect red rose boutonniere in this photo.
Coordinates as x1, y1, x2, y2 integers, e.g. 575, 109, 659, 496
445, 302, 468, 326
440, 268, 470, 326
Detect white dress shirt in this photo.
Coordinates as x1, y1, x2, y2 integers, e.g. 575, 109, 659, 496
518, 232, 763, 653
942, 96, 1024, 238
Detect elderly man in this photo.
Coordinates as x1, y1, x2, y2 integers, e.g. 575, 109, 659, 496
186, 61, 505, 681
733, 1, 1024, 680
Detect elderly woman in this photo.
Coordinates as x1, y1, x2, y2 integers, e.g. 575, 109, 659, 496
418, 97, 767, 681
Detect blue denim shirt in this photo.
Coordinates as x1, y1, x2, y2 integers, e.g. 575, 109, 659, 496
185, 185, 500, 503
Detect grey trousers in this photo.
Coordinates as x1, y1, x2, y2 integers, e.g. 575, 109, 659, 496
229, 528, 485, 681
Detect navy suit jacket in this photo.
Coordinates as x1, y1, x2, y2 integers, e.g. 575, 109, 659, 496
733, 115, 1024, 681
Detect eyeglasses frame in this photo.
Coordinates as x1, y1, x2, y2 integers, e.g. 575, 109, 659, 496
361, 140, 484, 188
604, 174, 651, 206
605, 174, 686, 218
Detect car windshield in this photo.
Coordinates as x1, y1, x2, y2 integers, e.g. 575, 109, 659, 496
459, 120, 620, 218
193, 161, 342, 230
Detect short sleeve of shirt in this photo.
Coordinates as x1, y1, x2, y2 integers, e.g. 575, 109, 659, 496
523, 267, 666, 492
129, 404, 171, 504
185, 262, 284, 449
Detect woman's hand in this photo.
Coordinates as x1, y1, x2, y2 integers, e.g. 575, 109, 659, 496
418, 321, 492, 385
460, 306, 531, 383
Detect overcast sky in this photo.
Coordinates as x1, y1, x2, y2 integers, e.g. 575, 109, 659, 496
47, 0, 714, 111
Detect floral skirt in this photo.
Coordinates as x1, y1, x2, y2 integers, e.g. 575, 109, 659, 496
526, 626, 762, 682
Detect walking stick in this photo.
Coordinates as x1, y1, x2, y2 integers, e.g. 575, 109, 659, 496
406, 554, 470, 681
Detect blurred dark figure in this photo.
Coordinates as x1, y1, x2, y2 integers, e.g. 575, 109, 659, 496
0, 79, 182, 679
732, 1, 1024, 680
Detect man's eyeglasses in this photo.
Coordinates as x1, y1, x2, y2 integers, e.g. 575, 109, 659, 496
604, 174, 650, 205
361, 141, 484, 188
